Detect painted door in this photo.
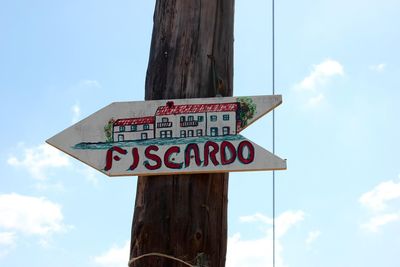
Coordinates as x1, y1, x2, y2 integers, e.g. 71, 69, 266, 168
210, 127, 218, 136
180, 130, 186, 138
222, 126, 230, 136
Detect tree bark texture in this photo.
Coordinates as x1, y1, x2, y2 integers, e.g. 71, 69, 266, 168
130, 1, 234, 266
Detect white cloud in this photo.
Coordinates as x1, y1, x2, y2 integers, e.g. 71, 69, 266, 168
369, 63, 386, 72
7, 143, 70, 180
273, 211, 305, 238
0, 232, 16, 246
239, 210, 305, 238
297, 59, 344, 92
361, 213, 400, 233
240, 213, 272, 224
359, 177, 400, 232
359, 179, 400, 212
79, 79, 101, 88
0, 193, 68, 236
93, 241, 130, 267
71, 103, 81, 123
0, 232, 16, 258
305, 230, 321, 246
293, 59, 344, 108
8, 142, 101, 188
227, 233, 277, 267
227, 210, 304, 267
34, 182, 65, 192
0, 193, 69, 256
78, 166, 100, 187
307, 93, 324, 107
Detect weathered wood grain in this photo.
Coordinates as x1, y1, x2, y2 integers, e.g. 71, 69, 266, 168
130, 1, 234, 266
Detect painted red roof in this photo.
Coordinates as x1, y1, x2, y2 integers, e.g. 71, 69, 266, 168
155, 102, 238, 116
113, 116, 155, 126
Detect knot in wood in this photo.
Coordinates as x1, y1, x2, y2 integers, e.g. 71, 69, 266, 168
195, 230, 202, 241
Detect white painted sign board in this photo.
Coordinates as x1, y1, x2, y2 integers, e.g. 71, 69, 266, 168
47, 95, 286, 176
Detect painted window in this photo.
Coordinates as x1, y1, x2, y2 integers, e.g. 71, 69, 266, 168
162, 117, 169, 122
210, 115, 217, 122
180, 130, 186, 138
188, 130, 194, 137
210, 127, 218, 136
180, 116, 185, 122
131, 125, 137, 131
188, 115, 194, 121
119, 126, 125, 132
198, 116, 204, 122
143, 124, 150, 130
223, 114, 230, 121
141, 133, 148, 140
160, 130, 172, 138
196, 129, 203, 136
223, 126, 230, 136
118, 134, 124, 142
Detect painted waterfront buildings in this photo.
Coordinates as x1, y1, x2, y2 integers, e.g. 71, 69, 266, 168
113, 117, 155, 142
112, 101, 240, 142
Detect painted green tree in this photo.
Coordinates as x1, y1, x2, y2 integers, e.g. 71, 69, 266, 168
237, 97, 256, 128
104, 118, 115, 142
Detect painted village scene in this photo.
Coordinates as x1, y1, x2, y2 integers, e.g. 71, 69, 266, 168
109, 100, 241, 143
47, 95, 286, 176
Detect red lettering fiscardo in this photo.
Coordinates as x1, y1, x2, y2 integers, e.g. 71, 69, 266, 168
129, 148, 139, 171
144, 145, 162, 170
105, 140, 255, 173
164, 146, 182, 169
220, 141, 236, 165
185, 143, 201, 167
237, 141, 255, 164
104, 146, 127, 171
204, 141, 220, 166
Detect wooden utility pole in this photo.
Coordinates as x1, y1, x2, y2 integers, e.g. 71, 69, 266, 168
130, 1, 234, 266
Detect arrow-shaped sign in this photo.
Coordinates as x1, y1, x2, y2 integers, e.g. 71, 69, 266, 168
47, 95, 286, 176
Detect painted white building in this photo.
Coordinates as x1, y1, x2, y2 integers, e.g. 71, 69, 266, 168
112, 116, 154, 142
112, 101, 240, 142
154, 101, 239, 139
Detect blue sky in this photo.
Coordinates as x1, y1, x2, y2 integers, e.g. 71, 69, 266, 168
1, 1, 400, 267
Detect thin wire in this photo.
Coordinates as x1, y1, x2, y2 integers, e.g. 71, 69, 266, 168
272, 0, 276, 266
128, 252, 195, 267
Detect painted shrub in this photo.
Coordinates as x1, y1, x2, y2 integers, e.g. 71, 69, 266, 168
237, 97, 256, 128
104, 118, 115, 142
